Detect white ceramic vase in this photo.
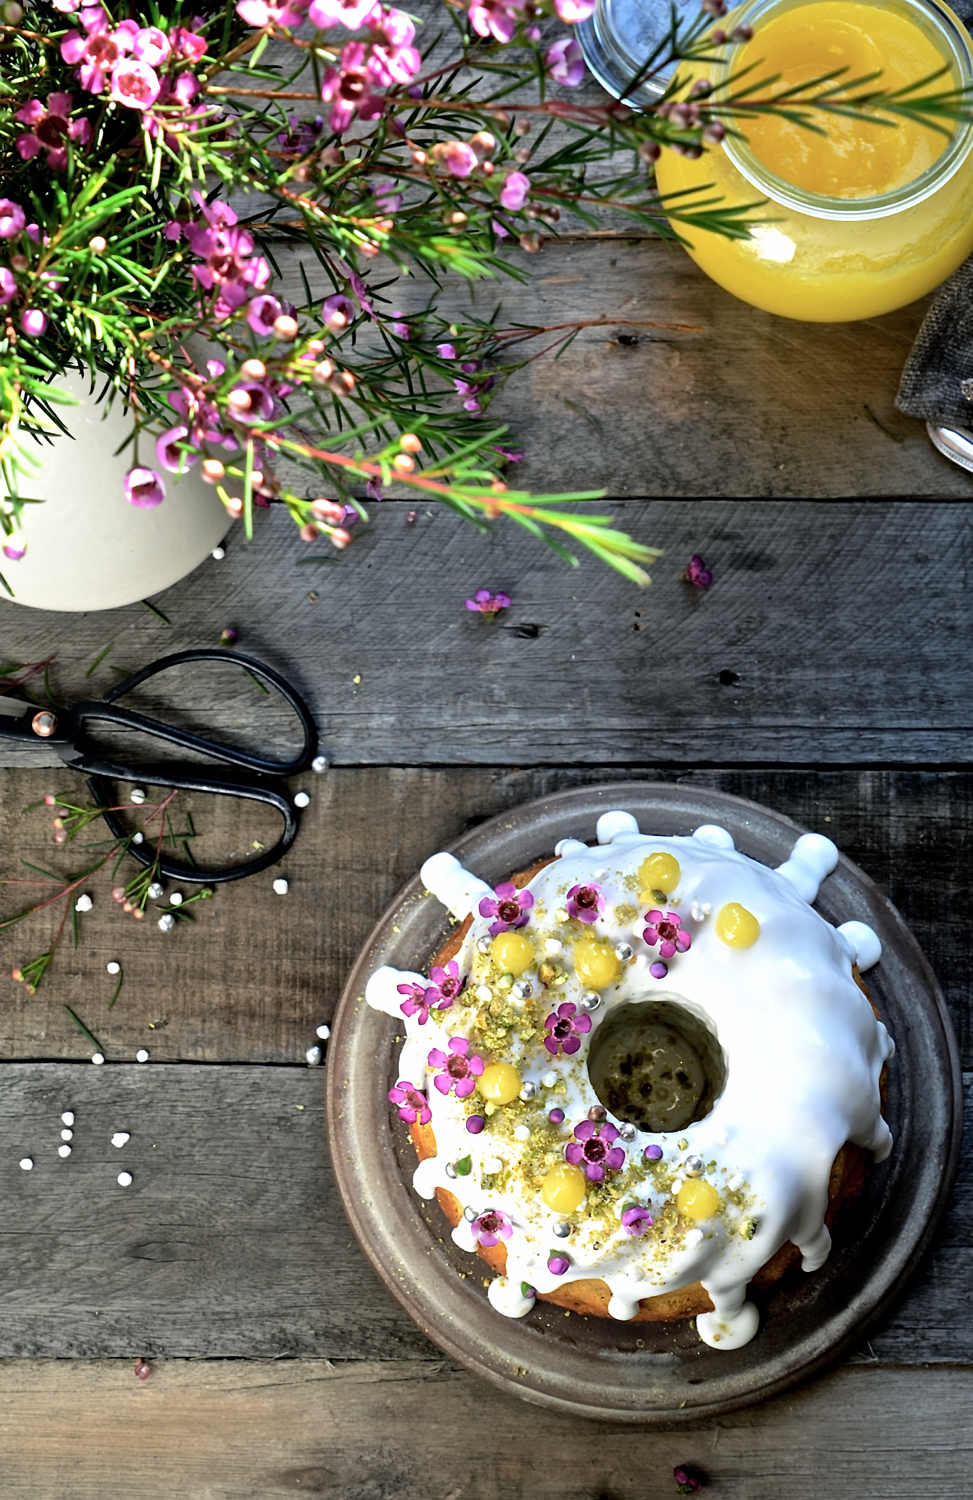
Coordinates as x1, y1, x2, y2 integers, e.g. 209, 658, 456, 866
2, 368, 231, 612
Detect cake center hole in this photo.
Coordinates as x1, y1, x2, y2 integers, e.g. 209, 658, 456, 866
586, 998, 726, 1134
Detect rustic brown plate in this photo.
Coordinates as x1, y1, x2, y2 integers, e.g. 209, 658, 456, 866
326, 782, 962, 1423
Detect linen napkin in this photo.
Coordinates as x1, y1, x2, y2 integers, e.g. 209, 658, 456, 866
896, 258, 973, 431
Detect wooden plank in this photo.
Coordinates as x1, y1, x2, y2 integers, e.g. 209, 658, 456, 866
4, 501, 973, 767
0, 1359, 971, 1498
0, 1061, 969, 1363
2, 766, 971, 1067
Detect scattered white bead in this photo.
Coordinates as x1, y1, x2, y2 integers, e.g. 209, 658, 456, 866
58, 1144, 71, 1158
132, 832, 143, 845
91, 1053, 105, 1065
19, 1158, 32, 1171
475, 983, 492, 1003
294, 791, 310, 808
158, 914, 175, 932
671, 1177, 684, 1194
147, 882, 164, 900
482, 1156, 503, 1174
60, 1128, 73, 1142
306, 1046, 322, 1065
75, 894, 93, 913
690, 900, 712, 922
273, 877, 289, 895
728, 1173, 745, 1191
315, 1024, 331, 1041
106, 962, 121, 975
541, 1070, 558, 1088
685, 1228, 704, 1249
61, 1111, 75, 1126
130, 788, 147, 805
169, 892, 183, 906
544, 938, 562, 955
117, 1171, 133, 1187
211, 546, 226, 560
513, 1125, 531, 1142
111, 1132, 130, 1148
311, 754, 329, 773
136, 1049, 149, 1063
634, 954, 648, 970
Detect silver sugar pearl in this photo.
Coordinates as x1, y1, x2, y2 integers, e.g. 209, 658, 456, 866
476, 936, 492, 954
579, 990, 602, 1012
306, 1046, 322, 1066
511, 979, 533, 1001
519, 1081, 537, 1101
614, 941, 634, 962
311, 754, 330, 773
147, 882, 164, 900
618, 1122, 638, 1142
445, 1162, 458, 1179
685, 1154, 705, 1177
587, 1104, 607, 1122
463, 1206, 478, 1222
553, 1222, 572, 1238
158, 913, 175, 932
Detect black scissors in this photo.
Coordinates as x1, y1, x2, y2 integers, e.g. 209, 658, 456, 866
0, 648, 318, 884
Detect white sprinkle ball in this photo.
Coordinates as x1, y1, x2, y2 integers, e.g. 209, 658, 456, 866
685, 1228, 704, 1249
211, 546, 226, 560
482, 1155, 503, 1174
111, 1132, 130, 1148
130, 788, 147, 805
117, 1171, 133, 1187
132, 832, 143, 845
91, 1053, 105, 1065
19, 1158, 32, 1171
306, 1046, 322, 1066
61, 1128, 73, 1142
61, 1111, 75, 1126
544, 938, 563, 955
106, 962, 120, 975
311, 754, 329, 774
169, 892, 183, 906
315, 1024, 331, 1041
475, 983, 492, 1003
136, 1049, 149, 1063
294, 791, 310, 808
513, 1125, 531, 1142
671, 1177, 684, 1194
728, 1173, 744, 1191
634, 954, 648, 970
273, 877, 289, 895
75, 893, 93, 913
541, 1070, 558, 1088
58, 1144, 71, 1158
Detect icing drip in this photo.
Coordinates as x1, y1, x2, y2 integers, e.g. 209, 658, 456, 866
371, 814, 894, 1352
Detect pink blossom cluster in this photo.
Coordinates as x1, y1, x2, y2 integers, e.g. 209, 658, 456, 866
0, 199, 49, 336
318, 7, 421, 131
59, 7, 207, 122
15, 92, 91, 171
165, 193, 272, 321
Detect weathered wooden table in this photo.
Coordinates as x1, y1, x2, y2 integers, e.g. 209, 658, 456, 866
1, 241, 972, 1496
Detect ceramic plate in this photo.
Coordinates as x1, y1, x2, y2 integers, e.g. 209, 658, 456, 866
326, 782, 962, 1423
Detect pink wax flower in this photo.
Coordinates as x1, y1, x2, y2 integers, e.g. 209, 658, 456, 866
433, 140, 478, 177
227, 380, 276, 423
0, 268, 17, 306
437, 342, 458, 359
155, 425, 198, 473
397, 959, 465, 1023
499, 170, 530, 210
0, 199, 26, 239
237, 0, 310, 25
19, 309, 47, 337
2, 534, 27, 562
309, 0, 377, 26
368, 8, 420, 82
642, 909, 691, 959
323, 292, 356, 330
168, 26, 207, 62
15, 94, 92, 171
543, 1001, 592, 1057
111, 58, 161, 110
564, 1119, 625, 1181
320, 42, 384, 131
565, 883, 604, 924
465, 588, 510, 614
133, 26, 171, 65
246, 295, 283, 335
545, 35, 585, 85
427, 1036, 485, 1098
478, 880, 533, 935
470, 1207, 513, 1247
468, 0, 525, 42
388, 1080, 431, 1125
554, 0, 596, 18
621, 1204, 654, 1236
124, 467, 166, 508
61, 10, 135, 96
682, 553, 713, 589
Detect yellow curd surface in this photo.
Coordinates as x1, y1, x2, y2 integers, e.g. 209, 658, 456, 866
656, 0, 973, 320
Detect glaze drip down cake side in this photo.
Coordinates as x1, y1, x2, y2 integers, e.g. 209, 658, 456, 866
366, 811, 895, 1350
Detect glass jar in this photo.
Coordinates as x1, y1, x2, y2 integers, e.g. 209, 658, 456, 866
584, 0, 973, 321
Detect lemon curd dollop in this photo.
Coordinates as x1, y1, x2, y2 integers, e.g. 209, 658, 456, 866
490, 932, 535, 976
654, 0, 973, 320
734, 2, 948, 197
479, 1061, 522, 1105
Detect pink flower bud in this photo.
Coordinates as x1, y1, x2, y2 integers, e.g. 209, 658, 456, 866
330, 527, 354, 550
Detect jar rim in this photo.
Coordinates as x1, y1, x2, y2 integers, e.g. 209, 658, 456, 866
717, 0, 973, 219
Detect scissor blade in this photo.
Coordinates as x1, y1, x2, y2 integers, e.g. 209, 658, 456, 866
0, 695, 31, 720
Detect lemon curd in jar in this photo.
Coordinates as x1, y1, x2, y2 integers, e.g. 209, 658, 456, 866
655, 0, 973, 320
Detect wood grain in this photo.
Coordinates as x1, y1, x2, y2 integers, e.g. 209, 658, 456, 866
4, 501, 973, 768
0, 1060, 968, 1364
2, 765, 971, 1066
0, 1359, 972, 1498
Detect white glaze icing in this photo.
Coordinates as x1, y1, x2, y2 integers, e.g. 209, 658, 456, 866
367, 812, 894, 1351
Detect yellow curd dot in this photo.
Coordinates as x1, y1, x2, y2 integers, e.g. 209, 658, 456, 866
715, 902, 760, 949
479, 1062, 522, 1105
490, 932, 535, 976
677, 1179, 720, 1220
540, 1161, 587, 1213
638, 852, 681, 898
573, 938, 621, 990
